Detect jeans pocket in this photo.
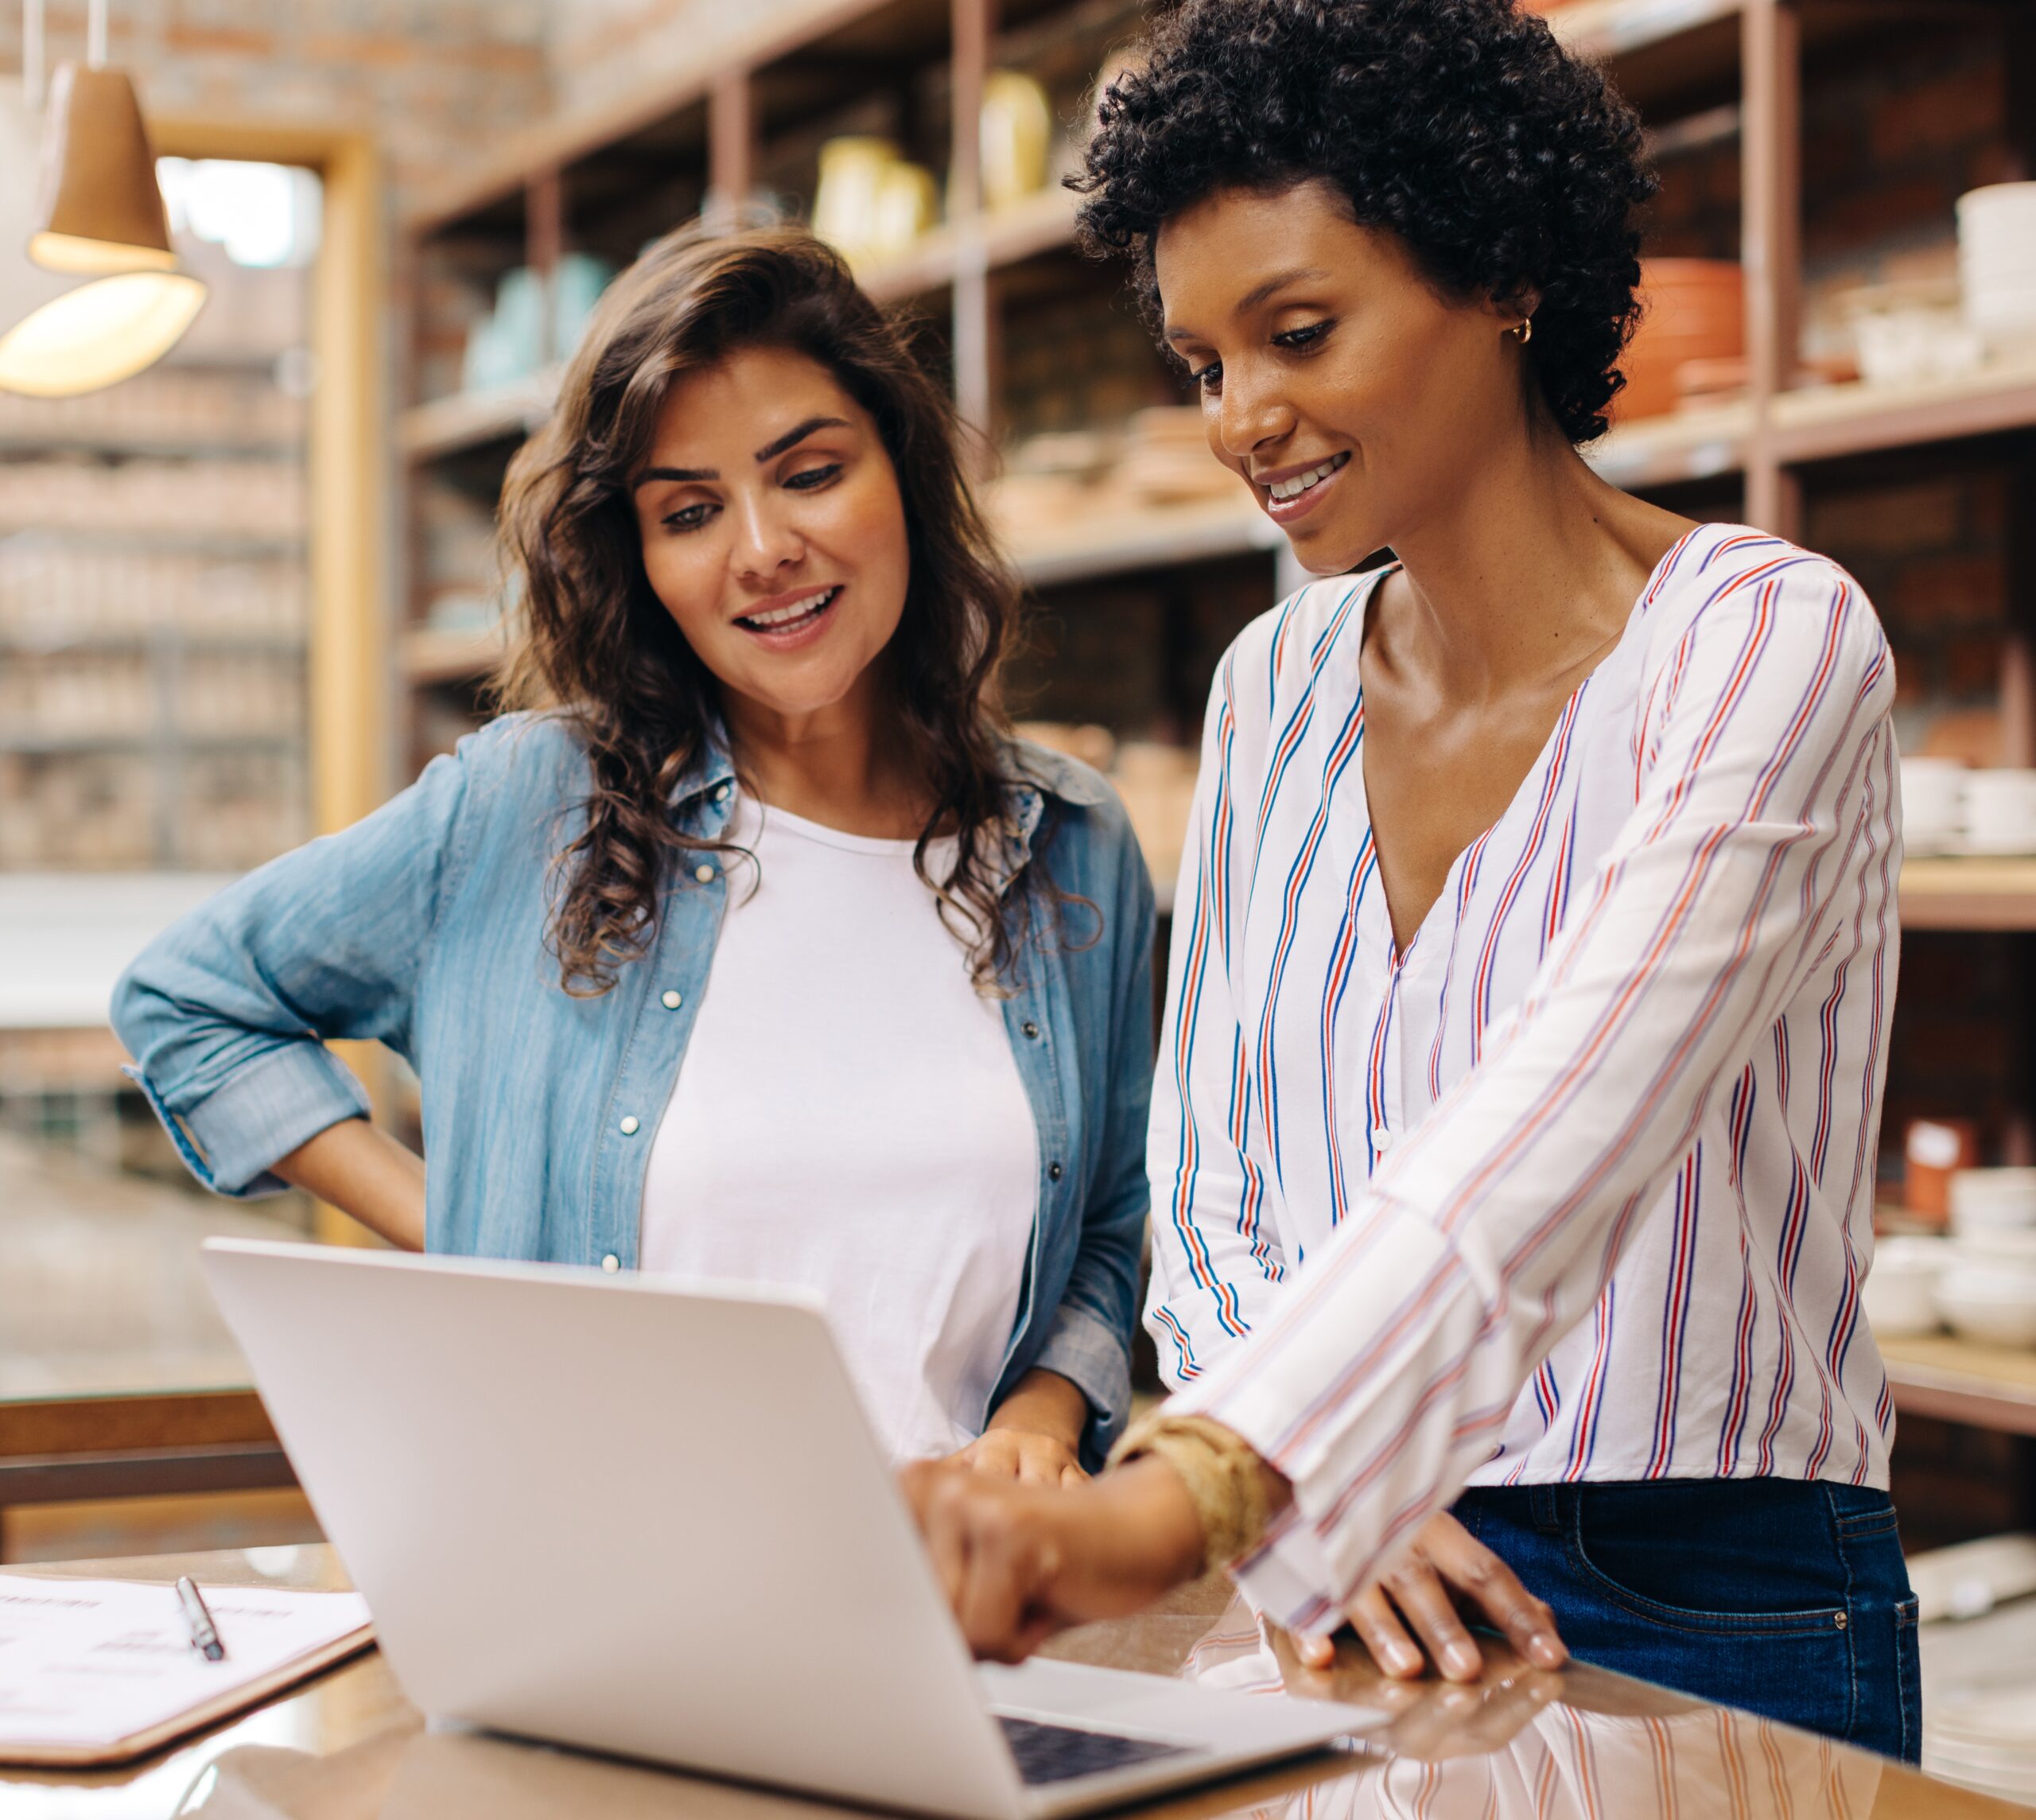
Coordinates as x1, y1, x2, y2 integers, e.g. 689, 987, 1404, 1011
1559, 1484, 1860, 1742
1566, 1486, 1851, 1637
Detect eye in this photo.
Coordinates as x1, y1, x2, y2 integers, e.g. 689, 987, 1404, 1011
784, 461, 842, 491
660, 501, 718, 533
1187, 360, 1222, 395
1274, 319, 1333, 352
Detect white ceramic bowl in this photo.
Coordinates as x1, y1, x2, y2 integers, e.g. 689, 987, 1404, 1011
1949, 1167, 2036, 1232
1959, 182, 2036, 234
1937, 1266, 2036, 1348
1956, 1227, 2036, 1268
1900, 756, 1967, 851
1863, 1236, 1952, 1336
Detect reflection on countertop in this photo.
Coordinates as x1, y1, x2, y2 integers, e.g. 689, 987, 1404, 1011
6, 1548, 2030, 1820
1921, 1590, 2036, 1803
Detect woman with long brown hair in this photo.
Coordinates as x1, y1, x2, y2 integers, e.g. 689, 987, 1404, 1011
115, 224, 1155, 1476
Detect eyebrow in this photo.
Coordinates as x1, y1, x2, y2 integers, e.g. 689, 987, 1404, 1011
633, 414, 853, 488
1163, 266, 1334, 341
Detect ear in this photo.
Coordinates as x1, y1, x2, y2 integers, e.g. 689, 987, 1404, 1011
1486, 286, 1542, 336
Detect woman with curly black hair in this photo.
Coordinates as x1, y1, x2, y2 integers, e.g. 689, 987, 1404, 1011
906, 0, 1918, 1760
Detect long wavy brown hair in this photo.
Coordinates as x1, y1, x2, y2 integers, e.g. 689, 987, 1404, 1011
496, 223, 1035, 996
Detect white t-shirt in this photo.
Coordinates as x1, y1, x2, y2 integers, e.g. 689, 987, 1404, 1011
639, 798, 1038, 1464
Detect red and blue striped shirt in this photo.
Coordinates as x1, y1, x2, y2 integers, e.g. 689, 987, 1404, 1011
1149, 524, 1900, 1630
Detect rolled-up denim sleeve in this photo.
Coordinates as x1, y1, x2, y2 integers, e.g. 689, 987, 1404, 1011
111, 736, 480, 1197
1033, 801, 1156, 1467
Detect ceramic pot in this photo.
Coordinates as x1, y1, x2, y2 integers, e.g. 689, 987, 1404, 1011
1615, 259, 1744, 422
813, 137, 899, 260
981, 71, 1053, 208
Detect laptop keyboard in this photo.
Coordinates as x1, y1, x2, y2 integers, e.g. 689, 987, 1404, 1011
997, 1716, 1195, 1786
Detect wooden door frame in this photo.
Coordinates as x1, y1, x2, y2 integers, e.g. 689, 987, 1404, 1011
148, 119, 388, 839
149, 122, 389, 1245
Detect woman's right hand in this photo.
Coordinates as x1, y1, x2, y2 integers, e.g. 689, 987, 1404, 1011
274, 1117, 427, 1250
900, 1455, 1210, 1662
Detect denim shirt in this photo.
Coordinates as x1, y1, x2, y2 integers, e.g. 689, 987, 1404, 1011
113, 714, 1156, 1464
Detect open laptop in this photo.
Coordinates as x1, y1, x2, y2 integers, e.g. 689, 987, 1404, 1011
200, 1239, 1374, 1818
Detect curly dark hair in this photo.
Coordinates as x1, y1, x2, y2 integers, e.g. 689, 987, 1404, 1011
497, 224, 1032, 995
1073, 0, 1657, 443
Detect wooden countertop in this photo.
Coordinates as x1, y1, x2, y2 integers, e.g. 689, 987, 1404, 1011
2, 1547, 2023, 1818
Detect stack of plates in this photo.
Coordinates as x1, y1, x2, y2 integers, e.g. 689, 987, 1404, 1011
1958, 183, 2036, 353
1901, 758, 2036, 855
1938, 1170, 2036, 1348
1965, 769, 2036, 855
1902, 756, 1968, 856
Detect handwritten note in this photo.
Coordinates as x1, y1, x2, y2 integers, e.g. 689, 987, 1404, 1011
0, 1573, 371, 1756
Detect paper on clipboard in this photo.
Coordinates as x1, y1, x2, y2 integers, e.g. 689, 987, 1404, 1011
0, 1574, 372, 1764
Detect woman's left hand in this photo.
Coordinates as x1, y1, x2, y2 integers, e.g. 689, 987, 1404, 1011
951, 1427, 1086, 1486
1292, 1510, 1567, 1681
949, 1367, 1091, 1487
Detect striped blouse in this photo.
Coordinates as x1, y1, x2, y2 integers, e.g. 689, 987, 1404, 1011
1150, 523, 1901, 1631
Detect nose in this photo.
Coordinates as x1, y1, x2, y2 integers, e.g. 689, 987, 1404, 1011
1213, 356, 1295, 464
729, 487, 806, 585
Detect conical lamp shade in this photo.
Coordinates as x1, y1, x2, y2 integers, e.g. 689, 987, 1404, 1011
0, 270, 207, 396
28, 64, 178, 275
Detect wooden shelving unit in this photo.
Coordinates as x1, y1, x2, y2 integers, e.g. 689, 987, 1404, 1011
394, 0, 2036, 937
398, 371, 560, 461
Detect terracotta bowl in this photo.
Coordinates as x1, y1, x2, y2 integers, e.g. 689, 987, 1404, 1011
1615, 259, 1745, 422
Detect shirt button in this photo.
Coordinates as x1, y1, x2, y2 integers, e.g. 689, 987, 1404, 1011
1022, 1021, 1039, 1039
1047, 1161, 1063, 1182
662, 989, 682, 1010
619, 1114, 641, 1136
694, 863, 716, 884
1372, 1126, 1393, 1152
713, 784, 730, 803
600, 1254, 620, 1273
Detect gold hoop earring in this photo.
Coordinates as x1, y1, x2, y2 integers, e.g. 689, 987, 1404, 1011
1511, 317, 1534, 345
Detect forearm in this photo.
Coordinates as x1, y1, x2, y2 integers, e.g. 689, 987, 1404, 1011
274, 1116, 427, 1251
985, 1368, 1090, 1451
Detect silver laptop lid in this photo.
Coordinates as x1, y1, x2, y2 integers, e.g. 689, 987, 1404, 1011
200, 1239, 1026, 1820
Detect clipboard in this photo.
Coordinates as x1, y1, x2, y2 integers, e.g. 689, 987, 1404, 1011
0, 1574, 375, 1768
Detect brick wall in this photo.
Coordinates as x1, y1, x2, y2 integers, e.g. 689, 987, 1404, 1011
0, 0, 550, 204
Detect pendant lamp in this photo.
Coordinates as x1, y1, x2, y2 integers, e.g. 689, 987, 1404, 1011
28, 63, 179, 274
0, 0, 207, 396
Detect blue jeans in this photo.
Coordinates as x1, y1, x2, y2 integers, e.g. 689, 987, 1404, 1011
1454, 1479, 1921, 1762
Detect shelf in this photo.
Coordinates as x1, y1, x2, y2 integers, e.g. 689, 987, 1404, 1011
1583, 398, 1751, 489
855, 224, 967, 305
1579, 352, 2036, 489
1899, 858, 2036, 932
0, 527, 305, 558
1548, 0, 1742, 60
0, 731, 301, 757
0, 431, 300, 461
1771, 352, 2036, 467
853, 187, 1083, 303
0, 631, 305, 657
402, 624, 505, 684
399, 371, 561, 461
1881, 1333, 2036, 1438
1002, 492, 1280, 588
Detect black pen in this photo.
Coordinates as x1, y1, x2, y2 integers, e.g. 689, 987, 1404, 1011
175, 1575, 227, 1662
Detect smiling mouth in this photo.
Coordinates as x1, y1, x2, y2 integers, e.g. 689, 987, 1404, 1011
735, 585, 841, 635
1263, 452, 1350, 502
